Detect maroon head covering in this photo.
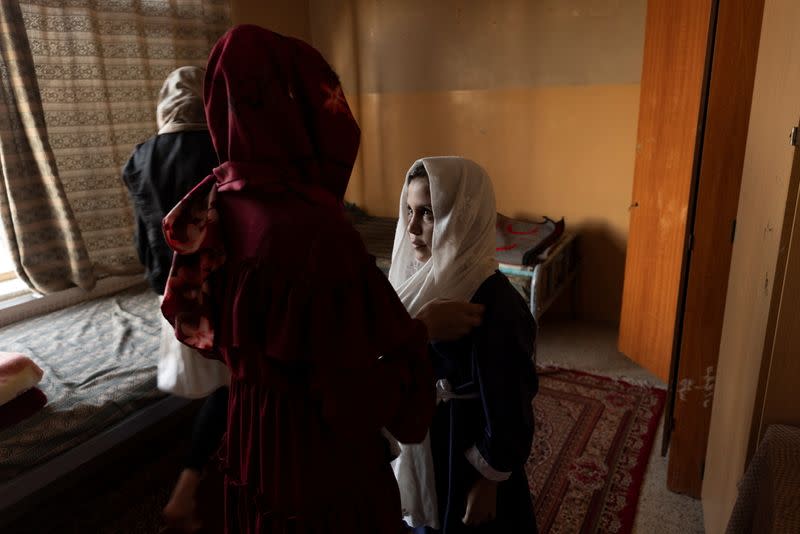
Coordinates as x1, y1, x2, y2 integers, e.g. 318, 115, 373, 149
204, 25, 360, 198
161, 25, 361, 351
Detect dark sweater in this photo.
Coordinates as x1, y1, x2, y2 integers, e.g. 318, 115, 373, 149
121, 131, 217, 294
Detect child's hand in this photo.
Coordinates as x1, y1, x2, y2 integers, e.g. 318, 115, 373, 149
415, 299, 484, 341
462, 477, 498, 526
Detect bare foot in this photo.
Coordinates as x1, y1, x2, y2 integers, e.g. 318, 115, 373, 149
163, 469, 203, 532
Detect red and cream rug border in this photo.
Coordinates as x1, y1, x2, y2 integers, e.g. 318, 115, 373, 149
528, 367, 666, 534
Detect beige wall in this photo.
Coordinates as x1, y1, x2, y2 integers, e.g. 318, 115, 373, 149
702, 0, 800, 531
231, 0, 647, 322
312, 0, 646, 322
229, 0, 310, 40
352, 86, 639, 321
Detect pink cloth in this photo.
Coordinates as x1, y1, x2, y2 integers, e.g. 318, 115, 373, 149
0, 352, 46, 430
0, 351, 43, 379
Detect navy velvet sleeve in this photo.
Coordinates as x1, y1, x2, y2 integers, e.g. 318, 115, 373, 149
471, 273, 538, 475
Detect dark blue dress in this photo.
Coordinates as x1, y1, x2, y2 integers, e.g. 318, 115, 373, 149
416, 271, 539, 534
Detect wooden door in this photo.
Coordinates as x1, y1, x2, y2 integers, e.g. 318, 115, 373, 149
619, 0, 714, 382
667, 0, 765, 497
621, 0, 765, 498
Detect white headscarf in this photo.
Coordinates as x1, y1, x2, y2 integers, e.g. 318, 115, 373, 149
388, 156, 499, 529
156, 66, 207, 135
389, 156, 498, 315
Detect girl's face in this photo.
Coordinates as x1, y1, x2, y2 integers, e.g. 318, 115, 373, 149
406, 177, 434, 262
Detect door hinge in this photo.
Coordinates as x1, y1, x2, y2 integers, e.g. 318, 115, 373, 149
791, 126, 799, 146
731, 218, 737, 243
687, 233, 694, 252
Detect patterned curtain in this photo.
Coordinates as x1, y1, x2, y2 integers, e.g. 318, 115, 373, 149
0, 0, 228, 292
0, 0, 95, 293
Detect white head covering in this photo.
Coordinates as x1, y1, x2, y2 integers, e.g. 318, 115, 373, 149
388, 156, 498, 529
388, 156, 499, 316
156, 66, 207, 135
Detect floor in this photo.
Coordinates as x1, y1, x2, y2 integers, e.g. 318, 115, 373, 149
537, 319, 706, 534
10, 318, 707, 534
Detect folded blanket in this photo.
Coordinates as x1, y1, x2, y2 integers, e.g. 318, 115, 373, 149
0, 352, 44, 408
495, 214, 565, 267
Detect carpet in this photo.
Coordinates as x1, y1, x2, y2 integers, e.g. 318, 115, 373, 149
10, 367, 665, 534
529, 368, 666, 534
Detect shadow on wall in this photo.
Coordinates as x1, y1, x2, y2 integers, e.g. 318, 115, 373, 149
540, 218, 626, 325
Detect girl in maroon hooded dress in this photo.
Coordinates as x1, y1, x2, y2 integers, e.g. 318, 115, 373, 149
161, 25, 483, 533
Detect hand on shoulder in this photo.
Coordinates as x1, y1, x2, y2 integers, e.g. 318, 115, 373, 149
415, 299, 484, 342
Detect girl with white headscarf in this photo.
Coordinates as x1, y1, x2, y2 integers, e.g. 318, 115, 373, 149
389, 157, 539, 533
121, 65, 228, 531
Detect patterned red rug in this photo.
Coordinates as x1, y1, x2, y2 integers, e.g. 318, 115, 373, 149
528, 368, 666, 534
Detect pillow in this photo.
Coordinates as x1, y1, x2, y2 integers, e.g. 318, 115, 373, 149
0, 352, 44, 407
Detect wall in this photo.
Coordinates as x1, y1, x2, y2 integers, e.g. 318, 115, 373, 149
229, 0, 310, 40
753, 146, 800, 445
229, 0, 647, 322
702, 0, 800, 530
311, 0, 646, 322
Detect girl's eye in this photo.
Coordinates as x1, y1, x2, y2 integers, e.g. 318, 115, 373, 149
423, 209, 433, 219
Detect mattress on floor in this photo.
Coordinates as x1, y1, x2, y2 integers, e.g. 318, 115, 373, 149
0, 286, 164, 481
349, 212, 397, 274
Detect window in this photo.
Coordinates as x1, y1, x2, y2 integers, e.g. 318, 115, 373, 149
0, 225, 33, 301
